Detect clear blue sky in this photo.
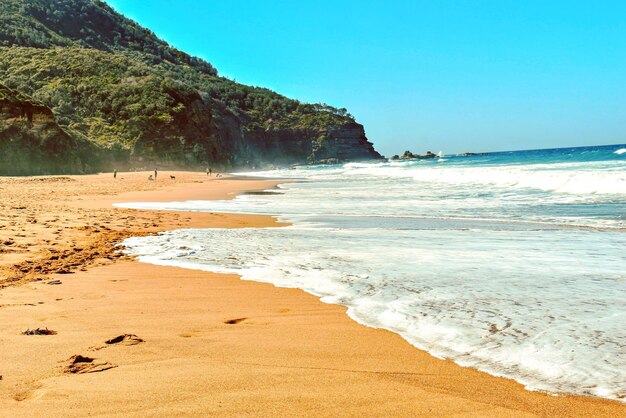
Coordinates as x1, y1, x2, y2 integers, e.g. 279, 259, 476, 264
107, 0, 626, 155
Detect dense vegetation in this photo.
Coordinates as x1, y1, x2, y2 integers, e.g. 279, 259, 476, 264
0, 0, 217, 74
0, 47, 219, 163
0, 0, 379, 172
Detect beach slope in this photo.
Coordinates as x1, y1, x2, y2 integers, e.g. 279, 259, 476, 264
0, 172, 623, 417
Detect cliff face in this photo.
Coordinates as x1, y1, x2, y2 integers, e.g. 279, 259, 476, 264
230, 122, 380, 166
206, 102, 380, 167
0, 84, 89, 175
0, 0, 383, 174
0, 101, 54, 124
0, 86, 55, 124
314, 122, 381, 162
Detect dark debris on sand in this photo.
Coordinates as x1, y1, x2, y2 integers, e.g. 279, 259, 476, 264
22, 328, 57, 335
224, 317, 247, 325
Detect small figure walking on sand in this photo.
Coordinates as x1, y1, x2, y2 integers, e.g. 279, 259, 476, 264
154, 168, 158, 181
206, 167, 212, 177
113, 169, 117, 179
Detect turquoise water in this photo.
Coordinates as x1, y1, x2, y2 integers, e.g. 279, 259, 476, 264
119, 144, 626, 401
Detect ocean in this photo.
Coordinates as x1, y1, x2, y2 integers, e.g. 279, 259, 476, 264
118, 144, 626, 402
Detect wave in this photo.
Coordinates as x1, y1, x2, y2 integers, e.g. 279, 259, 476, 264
245, 159, 626, 197
615, 148, 626, 155
337, 162, 626, 196
120, 161, 626, 231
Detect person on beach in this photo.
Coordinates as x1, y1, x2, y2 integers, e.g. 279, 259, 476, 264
154, 168, 158, 180
113, 169, 117, 179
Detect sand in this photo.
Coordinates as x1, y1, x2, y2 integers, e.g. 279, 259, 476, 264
0, 171, 624, 417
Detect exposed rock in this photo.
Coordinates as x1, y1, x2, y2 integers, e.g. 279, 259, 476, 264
460, 152, 489, 156
215, 113, 382, 167
313, 122, 382, 163
399, 150, 437, 160
0, 84, 93, 175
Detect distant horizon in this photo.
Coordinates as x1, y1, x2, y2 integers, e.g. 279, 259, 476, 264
394, 141, 626, 158
106, 0, 626, 156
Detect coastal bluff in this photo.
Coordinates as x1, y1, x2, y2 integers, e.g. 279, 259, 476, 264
229, 121, 382, 166
0, 0, 382, 175
0, 84, 91, 175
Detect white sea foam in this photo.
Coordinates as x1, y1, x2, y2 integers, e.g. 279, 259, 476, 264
118, 159, 626, 229
615, 148, 626, 155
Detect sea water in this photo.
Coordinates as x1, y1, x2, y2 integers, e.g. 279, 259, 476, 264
118, 144, 626, 401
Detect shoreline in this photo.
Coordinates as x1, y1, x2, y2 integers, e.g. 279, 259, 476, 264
0, 171, 624, 416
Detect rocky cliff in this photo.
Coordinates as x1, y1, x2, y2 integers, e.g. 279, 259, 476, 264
0, 84, 95, 175
218, 118, 381, 167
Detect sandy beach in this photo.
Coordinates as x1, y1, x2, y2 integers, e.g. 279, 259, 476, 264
0, 172, 624, 417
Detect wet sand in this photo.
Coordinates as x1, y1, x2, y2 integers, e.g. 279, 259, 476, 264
0, 171, 624, 417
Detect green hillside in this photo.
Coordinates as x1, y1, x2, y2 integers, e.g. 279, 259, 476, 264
0, 0, 381, 173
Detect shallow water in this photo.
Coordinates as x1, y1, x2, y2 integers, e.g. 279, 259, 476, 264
119, 144, 626, 401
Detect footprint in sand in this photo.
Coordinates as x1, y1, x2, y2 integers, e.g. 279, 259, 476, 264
64, 355, 116, 374
90, 334, 144, 351
178, 329, 202, 338
13, 383, 44, 401
105, 334, 144, 346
